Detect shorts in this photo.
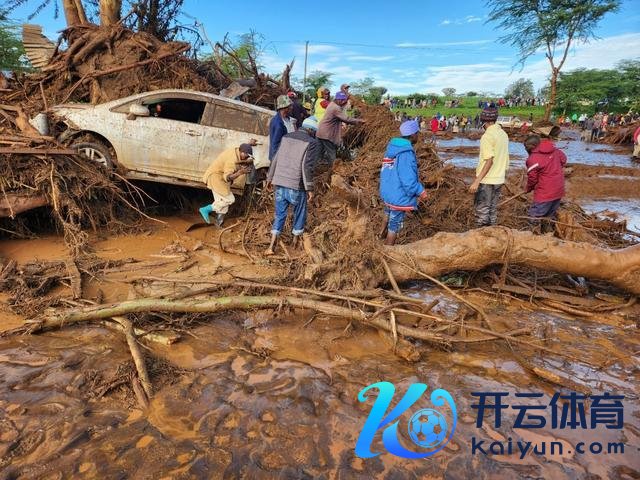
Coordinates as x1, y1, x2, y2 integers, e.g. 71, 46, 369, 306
384, 206, 406, 234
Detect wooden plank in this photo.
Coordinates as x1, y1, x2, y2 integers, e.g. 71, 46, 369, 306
0, 147, 77, 155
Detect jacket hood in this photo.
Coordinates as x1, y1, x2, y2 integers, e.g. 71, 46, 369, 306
533, 139, 557, 154
385, 137, 414, 157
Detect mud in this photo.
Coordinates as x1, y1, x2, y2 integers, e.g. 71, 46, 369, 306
0, 291, 638, 479
0, 133, 639, 478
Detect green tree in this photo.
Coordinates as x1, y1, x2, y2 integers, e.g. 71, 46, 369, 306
0, 18, 28, 71
351, 77, 387, 105
442, 87, 456, 97
466, 91, 479, 96
487, 0, 620, 121
504, 78, 534, 98
302, 70, 333, 99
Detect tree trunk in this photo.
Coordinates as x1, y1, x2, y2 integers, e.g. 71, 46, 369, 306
386, 227, 640, 294
99, 0, 122, 26
544, 68, 559, 122
62, 0, 88, 26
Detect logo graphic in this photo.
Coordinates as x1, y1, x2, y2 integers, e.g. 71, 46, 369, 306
355, 382, 457, 459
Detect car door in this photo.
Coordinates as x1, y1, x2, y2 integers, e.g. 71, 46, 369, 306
120, 95, 208, 182
199, 100, 271, 177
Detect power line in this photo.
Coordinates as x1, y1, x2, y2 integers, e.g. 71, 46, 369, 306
269, 39, 493, 52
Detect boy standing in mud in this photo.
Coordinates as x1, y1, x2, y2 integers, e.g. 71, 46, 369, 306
379, 120, 427, 246
523, 134, 567, 232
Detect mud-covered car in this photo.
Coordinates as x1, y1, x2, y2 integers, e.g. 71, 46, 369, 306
42, 89, 274, 189
496, 115, 531, 129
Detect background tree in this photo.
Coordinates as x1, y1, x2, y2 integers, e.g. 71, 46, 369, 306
299, 70, 333, 99
351, 77, 387, 105
554, 59, 640, 113
442, 87, 456, 97
504, 78, 534, 99
466, 91, 479, 97
487, 0, 620, 121
0, 15, 29, 71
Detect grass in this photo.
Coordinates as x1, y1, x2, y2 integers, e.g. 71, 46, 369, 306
394, 96, 547, 122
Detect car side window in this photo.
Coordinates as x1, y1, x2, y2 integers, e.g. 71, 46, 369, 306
143, 99, 206, 124
208, 103, 269, 136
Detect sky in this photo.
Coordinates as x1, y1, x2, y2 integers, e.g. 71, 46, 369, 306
7, 0, 640, 96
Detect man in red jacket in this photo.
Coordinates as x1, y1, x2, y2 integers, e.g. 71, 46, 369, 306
523, 135, 567, 232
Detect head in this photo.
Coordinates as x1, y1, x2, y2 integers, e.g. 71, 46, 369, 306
320, 87, 330, 99
238, 143, 254, 161
340, 83, 350, 94
334, 91, 348, 106
523, 135, 541, 154
400, 120, 420, 145
480, 106, 499, 128
276, 95, 293, 115
301, 116, 318, 137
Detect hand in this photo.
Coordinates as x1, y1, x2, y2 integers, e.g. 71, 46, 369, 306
469, 181, 480, 193
238, 165, 252, 175
307, 191, 314, 202
248, 138, 258, 146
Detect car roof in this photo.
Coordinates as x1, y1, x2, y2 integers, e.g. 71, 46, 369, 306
98, 89, 276, 115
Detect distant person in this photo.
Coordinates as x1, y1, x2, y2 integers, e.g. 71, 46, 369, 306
523, 134, 567, 232
265, 116, 320, 255
633, 124, 640, 159
314, 87, 331, 122
469, 106, 510, 227
269, 95, 295, 161
199, 144, 254, 226
316, 91, 364, 174
379, 120, 427, 245
287, 91, 308, 130
591, 115, 601, 142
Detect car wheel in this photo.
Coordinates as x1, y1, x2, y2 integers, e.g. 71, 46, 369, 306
72, 141, 114, 170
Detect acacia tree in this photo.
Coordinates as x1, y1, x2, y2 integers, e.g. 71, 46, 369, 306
442, 87, 456, 97
504, 78, 534, 98
487, 0, 620, 121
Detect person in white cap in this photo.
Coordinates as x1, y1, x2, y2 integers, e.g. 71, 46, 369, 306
264, 116, 320, 255
379, 120, 427, 246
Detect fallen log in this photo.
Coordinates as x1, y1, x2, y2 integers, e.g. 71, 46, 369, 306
386, 227, 640, 295
0, 192, 49, 218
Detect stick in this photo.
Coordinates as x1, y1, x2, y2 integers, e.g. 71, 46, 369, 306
381, 258, 402, 294
111, 316, 153, 401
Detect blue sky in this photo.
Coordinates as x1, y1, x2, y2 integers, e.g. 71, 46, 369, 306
8, 0, 640, 95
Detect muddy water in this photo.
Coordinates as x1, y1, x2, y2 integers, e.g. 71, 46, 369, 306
436, 129, 633, 169
0, 292, 638, 478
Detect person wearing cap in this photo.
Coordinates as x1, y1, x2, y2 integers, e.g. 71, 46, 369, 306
199, 143, 254, 226
264, 116, 320, 255
316, 91, 364, 175
379, 120, 427, 246
523, 134, 567, 233
269, 95, 296, 162
314, 87, 331, 122
469, 106, 510, 227
340, 83, 353, 112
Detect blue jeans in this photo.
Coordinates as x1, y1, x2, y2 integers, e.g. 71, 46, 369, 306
384, 206, 406, 234
271, 186, 308, 236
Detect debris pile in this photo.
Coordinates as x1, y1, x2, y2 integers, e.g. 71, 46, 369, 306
602, 121, 639, 145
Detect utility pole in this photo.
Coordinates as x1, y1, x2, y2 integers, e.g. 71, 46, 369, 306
302, 40, 309, 103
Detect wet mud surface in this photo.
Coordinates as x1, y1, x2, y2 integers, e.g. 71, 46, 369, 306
0, 134, 639, 478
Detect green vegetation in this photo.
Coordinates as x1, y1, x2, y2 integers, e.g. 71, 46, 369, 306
0, 14, 28, 71
555, 60, 640, 114
393, 96, 546, 121
350, 77, 387, 106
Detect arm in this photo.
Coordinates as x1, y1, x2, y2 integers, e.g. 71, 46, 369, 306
525, 159, 540, 193
470, 135, 494, 192
266, 148, 279, 184
302, 139, 319, 192
269, 118, 286, 160
331, 106, 364, 126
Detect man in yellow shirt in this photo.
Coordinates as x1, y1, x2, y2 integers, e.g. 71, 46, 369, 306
199, 143, 253, 226
469, 106, 509, 226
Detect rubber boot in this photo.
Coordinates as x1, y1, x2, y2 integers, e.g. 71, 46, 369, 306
199, 204, 213, 224
215, 213, 225, 227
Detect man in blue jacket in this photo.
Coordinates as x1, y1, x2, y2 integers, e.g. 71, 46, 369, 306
379, 120, 427, 245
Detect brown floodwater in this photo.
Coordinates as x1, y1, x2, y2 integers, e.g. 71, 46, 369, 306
0, 286, 638, 478
1, 148, 639, 478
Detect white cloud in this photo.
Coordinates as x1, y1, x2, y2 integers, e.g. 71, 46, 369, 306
292, 44, 340, 55
439, 14, 485, 26
440, 19, 452, 26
